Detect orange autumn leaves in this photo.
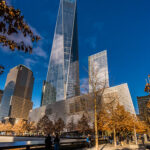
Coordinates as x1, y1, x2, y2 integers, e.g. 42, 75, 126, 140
98, 103, 147, 134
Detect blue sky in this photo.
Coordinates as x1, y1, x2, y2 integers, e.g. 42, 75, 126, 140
0, 0, 150, 113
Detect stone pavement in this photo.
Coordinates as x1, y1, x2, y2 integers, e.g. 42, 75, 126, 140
80, 144, 147, 150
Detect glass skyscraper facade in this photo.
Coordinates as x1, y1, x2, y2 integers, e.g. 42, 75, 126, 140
89, 50, 109, 92
42, 0, 80, 106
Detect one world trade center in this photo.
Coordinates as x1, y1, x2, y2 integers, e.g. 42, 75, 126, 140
41, 0, 80, 106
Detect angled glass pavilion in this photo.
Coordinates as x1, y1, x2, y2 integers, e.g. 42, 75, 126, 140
42, 0, 80, 106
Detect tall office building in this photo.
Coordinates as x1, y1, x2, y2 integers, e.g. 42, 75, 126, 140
0, 65, 34, 120
89, 50, 109, 92
137, 95, 150, 120
42, 0, 80, 106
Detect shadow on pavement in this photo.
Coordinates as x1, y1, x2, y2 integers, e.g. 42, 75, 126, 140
115, 148, 131, 150
100, 144, 107, 150
138, 144, 146, 150
145, 144, 150, 149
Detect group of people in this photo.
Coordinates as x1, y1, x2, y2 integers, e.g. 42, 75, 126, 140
45, 133, 92, 149
45, 133, 60, 150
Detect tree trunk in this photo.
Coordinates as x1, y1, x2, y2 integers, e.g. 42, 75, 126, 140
114, 128, 116, 147
144, 134, 147, 143
94, 98, 99, 150
134, 126, 137, 145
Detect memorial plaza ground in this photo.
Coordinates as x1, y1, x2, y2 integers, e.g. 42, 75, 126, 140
0, 136, 149, 150
83, 144, 143, 150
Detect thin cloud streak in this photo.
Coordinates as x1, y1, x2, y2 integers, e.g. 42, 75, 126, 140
24, 58, 37, 69
80, 78, 89, 94
33, 47, 47, 59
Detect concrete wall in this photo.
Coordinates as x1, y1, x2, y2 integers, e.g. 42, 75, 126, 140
29, 83, 135, 125
0, 136, 44, 142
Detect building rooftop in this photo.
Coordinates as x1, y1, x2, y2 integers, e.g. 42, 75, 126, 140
137, 95, 150, 99
89, 50, 107, 59
11, 64, 33, 73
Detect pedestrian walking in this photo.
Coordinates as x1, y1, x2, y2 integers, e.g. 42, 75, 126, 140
147, 134, 149, 141
54, 133, 60, 150
45, 134, 52, 150
86, 134, 91, 148
108, 136, 113, 144
141, 136, 144, 145
126, 136, 129, 144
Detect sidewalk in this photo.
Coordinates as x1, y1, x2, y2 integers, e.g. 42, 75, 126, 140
81, 143, 146, 150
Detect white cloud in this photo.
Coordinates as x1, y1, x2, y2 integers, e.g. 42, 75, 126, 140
3, 32, 32, 46
0, 46, 11, 54
80, 78, 89, 94
24, 58, 37, 69
5, 0, 12, 5
29, 25, 42, 38
0, 24, 49, 60
33, 47, 47, 59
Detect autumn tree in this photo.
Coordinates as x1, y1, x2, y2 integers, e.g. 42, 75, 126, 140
25, 121, 36, 135
0, 122, 12, 134
54, 118, 65, 134
81, 64, 107, 150
67, 117, 76, 132
12, 120, 27, 135
0, 0, 40, 52
0, 123, 4, 132
0, 121, 37, 135
98, 102, 147, 146
98, 108, 109, 132
134, 119, 148, 134
98, 103, 133, 146
77, 114, 91, 135
5, 123, 13, 135
0, 0, 40, 75
37, 115, 54, 135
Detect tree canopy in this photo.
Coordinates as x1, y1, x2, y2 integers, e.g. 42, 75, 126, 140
98, 103, 147, 135
77, 114, 91, 134
37, 115, 54, 134
54, 118, 65, 134
0, 0, 40, 75
0, 0, 40, 53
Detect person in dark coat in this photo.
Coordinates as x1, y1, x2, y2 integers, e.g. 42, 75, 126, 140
45, 134, 52, 150
141, 136, 144, 145
54, 133, 60, 150
126, 136, 129, 144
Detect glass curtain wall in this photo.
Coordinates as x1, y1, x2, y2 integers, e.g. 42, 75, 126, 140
42, 0, 80, 106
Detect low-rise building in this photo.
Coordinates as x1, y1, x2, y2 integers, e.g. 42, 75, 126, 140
29, 83, 135, 126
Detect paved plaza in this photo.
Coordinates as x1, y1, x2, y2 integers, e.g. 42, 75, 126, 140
80, 144, 148, 150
